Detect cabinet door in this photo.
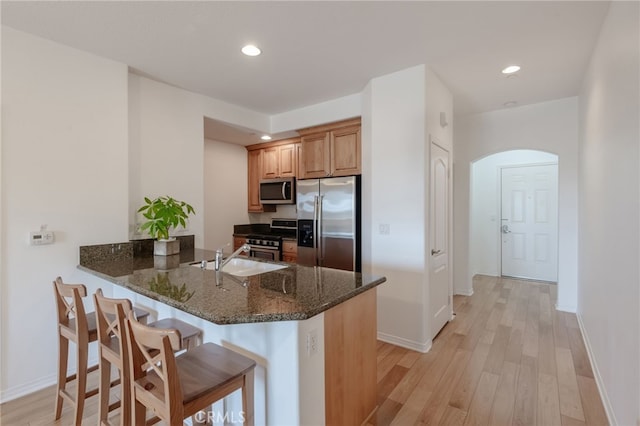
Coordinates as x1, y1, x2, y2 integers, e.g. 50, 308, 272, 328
278, 144, 297, 178
300, 132, 331, 179
330, 125, 361, 176
248, 150, 264, 212
262, 147, 280, 179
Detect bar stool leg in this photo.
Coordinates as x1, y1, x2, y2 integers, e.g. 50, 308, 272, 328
97, 356, 111, 425
243, 369, 255, 426
54, 334, 69, 420
74, 343, 88, 425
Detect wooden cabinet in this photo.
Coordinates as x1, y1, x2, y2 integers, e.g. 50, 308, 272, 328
262, 143, 297, 179
233, 236, 247, 251
298, 118, 361, 179
247, 149, 276, 213
282, 240, 298, 263
247, 138, 300, 212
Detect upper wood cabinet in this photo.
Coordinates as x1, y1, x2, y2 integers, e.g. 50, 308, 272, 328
247, 149, 276, 213
262, 143, 297, 179
247, 138, 299, 212
298, 118, 361, 179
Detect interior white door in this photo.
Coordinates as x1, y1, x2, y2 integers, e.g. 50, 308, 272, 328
429, 141, 451, 339
501, 164, 558, 281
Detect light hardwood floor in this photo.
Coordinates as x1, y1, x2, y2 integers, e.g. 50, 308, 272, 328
372, 275, 608, 426
1, 275, 608, 425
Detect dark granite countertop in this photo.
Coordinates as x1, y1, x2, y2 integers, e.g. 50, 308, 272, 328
78, 246, 386, 325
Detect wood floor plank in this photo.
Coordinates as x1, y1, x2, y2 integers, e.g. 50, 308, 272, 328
484, 324, 512, 374
378, 365, 409, 403
576, 375, 608, 426
567, 327, 595, 379
376, 398, 403, 425
504, 319, 525, 365
463, 371, 500, 426
562, 414, 588, 426
449, 342, 492, 411
513, 354, 538, 426
396, 349, 421, 369
537, 372, 562, 426
418, 348, 473, 425
556, 347, 586, 421
488, 361, 520, 426
439, 405, 468, 426
553, 309, 571, 349
538, 320, 557, 376
377, 346, 409, 382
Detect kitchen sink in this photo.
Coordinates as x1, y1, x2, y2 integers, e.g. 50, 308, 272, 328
192, 258, 288, 277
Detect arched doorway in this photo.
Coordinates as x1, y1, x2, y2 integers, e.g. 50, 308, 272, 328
470, 150, 559, 282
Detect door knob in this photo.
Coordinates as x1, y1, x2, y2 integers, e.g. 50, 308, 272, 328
501, 224, 511, 234
431, 249, 441, 256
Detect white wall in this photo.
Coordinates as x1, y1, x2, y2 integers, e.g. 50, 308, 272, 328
203, 138, 249, 250
128, 75, 271, 248
362, 66, 428, 350
1, 27, 129, 400
578, 2, 639, 425
454, 98, 579, 310
128, 75, 207, 245
470, 150, 558, 277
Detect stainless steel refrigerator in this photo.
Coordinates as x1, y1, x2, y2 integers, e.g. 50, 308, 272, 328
297, 176, 361, 272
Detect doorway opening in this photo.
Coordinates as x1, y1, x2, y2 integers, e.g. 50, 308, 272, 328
470, 150, 559, 282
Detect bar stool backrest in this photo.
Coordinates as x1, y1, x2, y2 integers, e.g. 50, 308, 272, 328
53, 277, 88, 340
93, 288, 133, 356
126, 312, 184, 423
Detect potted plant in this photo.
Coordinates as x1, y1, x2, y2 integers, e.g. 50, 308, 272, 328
137, 195, 195, 256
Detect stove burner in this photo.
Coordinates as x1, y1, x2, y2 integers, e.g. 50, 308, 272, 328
247, 234, 282, 248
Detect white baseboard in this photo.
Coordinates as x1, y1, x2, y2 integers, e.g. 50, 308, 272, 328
377, 332, 432, 353
0, 354, 99, 404
555, 304, 577, 313
455, 289, 474, 296
0, 373, 56, 403
575, 313, 616, 426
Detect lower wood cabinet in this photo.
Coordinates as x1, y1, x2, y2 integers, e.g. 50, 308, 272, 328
282, 240, 297, 263
233, 236, 249, 256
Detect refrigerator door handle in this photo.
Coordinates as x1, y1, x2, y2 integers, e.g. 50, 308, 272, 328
318, 194, 324, 266
313, 195, 319, 264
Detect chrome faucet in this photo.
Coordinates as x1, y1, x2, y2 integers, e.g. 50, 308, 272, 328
214, 244, 251, 271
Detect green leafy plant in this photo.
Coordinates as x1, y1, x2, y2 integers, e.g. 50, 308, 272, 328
148, 273, 195, 303
137, 196, 195, 240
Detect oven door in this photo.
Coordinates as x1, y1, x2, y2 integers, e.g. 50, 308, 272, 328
249, 246, 281, 262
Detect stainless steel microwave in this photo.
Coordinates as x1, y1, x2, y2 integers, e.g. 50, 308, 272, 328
259, 178, 296, 204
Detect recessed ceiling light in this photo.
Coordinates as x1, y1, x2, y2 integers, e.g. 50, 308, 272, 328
242, 45, 261, 56
502, 65, 521, 74
260, 135, 272, 141
503, 101, 518, 107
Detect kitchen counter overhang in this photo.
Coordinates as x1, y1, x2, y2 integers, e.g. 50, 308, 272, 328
78, 247, 386, 325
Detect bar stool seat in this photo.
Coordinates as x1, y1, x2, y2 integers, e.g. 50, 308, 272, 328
93, 289, 202, 426
53, 277, 150, 426
126, 313, 256, 426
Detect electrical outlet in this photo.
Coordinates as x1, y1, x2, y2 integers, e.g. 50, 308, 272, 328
306, 329, 318, 356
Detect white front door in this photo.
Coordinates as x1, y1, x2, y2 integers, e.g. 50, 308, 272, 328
501, 164, 558, 281
429, 140, 451, 339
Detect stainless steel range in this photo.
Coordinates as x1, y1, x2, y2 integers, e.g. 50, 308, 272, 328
246, 218, 297, 262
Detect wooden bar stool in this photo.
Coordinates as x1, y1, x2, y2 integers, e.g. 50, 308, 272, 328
53, 277, 150, 425
93, 289, 202, 426
125, 312, 256, 426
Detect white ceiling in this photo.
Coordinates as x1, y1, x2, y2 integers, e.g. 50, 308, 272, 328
2, 1, 610, 142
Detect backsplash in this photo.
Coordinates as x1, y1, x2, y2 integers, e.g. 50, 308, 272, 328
249, 204, 297, 224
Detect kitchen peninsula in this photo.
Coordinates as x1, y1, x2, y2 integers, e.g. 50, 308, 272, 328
78, 240, 386, 425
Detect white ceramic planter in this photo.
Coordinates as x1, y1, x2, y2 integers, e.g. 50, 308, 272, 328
154, 238, 180, 256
